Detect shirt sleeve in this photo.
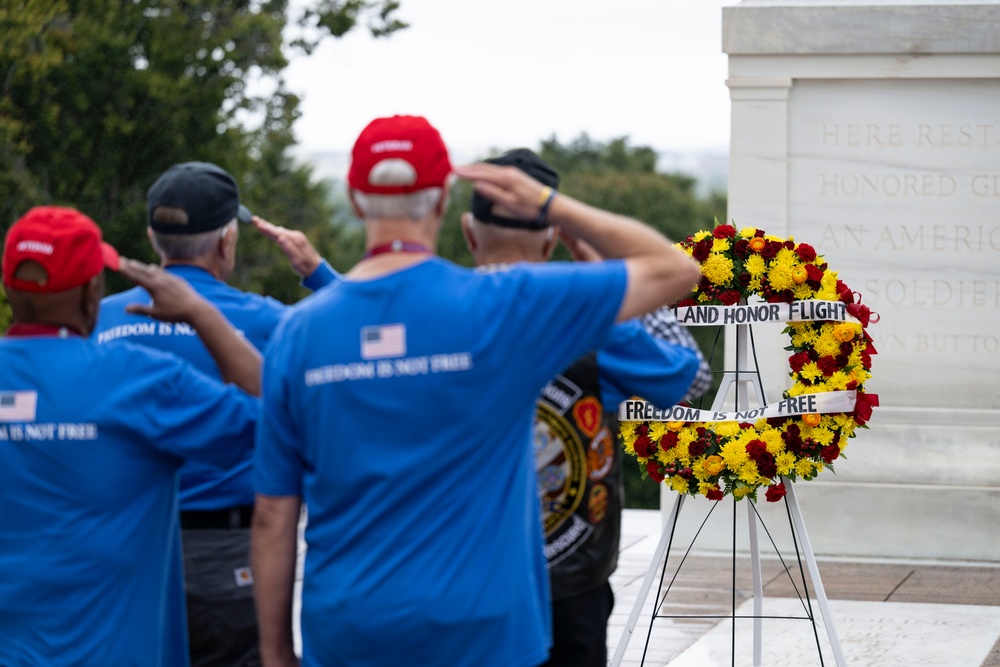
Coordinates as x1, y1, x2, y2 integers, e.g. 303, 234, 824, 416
301, 259, 339, 293
596, 319, 701, 408
146, 357, 258, 468
254, 317, 305, 497
501, 260, 628, 390
639, 306, 713, 401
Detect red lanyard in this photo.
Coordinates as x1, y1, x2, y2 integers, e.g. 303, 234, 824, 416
362, 240, 432, 259
5, 323, 83, 338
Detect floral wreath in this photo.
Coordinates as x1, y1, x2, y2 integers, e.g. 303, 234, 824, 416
619, 224, 879, 503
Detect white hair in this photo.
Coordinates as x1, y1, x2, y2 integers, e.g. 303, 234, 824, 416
352, 189, 445, 221
351, 158, 448, 220
150, 219, 235, 261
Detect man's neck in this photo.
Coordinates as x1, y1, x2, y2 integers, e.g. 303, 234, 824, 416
348, 218, 438, 280
162, 258, 222, 280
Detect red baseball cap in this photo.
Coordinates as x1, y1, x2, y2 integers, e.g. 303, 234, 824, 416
348, 115, 453, 195
2, 206, 120, 293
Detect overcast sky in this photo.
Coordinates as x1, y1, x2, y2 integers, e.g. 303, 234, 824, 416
284, 0, 740, 159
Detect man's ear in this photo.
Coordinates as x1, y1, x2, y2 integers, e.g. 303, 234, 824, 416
460, 213, 477, 253
347, 189, 364, 219
81, 273, 104, 332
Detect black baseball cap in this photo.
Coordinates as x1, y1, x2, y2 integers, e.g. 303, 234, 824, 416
470, 149, 560, 230
147, 162, 251, 233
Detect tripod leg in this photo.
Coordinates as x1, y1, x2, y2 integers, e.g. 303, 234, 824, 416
785, 480, 847, 667
610, 494, 686, 667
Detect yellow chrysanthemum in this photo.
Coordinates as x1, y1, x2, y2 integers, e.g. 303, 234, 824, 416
702, 254, 734, 286
698, 481, 719, 497
670, 476, 690, 494
745, 254, 766, 277
768, 264, 796, 291
714, 422, 740, 438
739, 227, 757, 238
813, 329, 842, 357
732, 485, 752, 499
719, 439, 749, 468
776, 452, 797, 476
712, 238, 731, 253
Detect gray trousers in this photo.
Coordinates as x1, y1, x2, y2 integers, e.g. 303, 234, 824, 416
182, 528, 261, 667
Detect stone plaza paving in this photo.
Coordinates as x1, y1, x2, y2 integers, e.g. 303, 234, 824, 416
609, 510, 1000, 667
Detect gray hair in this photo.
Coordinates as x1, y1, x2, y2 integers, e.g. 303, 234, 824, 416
350, 157, 448, 220
351, 189, 445, 221
150, 220, 236, 261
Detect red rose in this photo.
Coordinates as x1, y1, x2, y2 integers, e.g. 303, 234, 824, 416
692, 238, 713, 261
734, 239, 751, 258
634, 435, 655, 458
756, 453, 777, 478
660, 432, 678, 450
688, 441, 707, 457
765, 482, 787, 503
817, 355, 840, 376
789, 350, 811, 372
795, 243, 817, 262
636, 423, 649, 436
760, 241, 780, 259
745, 440, 768, 460
677, 298, 698, 308
719, 290, 741, 306
805, 264, 824, 283
737, 272, 751, 287
820, 443, 841, 464
783, 240, 795, 250
839, 342, 854, 356
646, 459, 665, 483
713, 224, 737, 239
706, 486, 724, 501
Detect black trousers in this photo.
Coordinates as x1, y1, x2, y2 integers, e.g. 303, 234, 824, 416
182, 528, 261, 667
541, 582, 615, 667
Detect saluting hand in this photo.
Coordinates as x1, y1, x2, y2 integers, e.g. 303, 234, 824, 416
118, 258, 212, 324
251, 216, 322, 278
454, 163, 556, 223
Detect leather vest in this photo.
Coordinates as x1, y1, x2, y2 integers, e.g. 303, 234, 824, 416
535, 352, 621, 601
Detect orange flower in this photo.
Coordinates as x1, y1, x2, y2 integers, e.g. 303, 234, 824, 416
792, 266, 808, 284
703, 455, 725, 475
666, 421, 685, 432
748, 237, 766, 252
802, 413, 822, 427
833, 323, 856, 342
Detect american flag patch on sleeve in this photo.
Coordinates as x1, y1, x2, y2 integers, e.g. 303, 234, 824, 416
360, 324, 406, 360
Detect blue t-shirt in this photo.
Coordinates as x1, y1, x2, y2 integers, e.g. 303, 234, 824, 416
0, 335, 257, 667
597, 319, 700, 408
256, 256, 628, 667
94, 262, 335, 510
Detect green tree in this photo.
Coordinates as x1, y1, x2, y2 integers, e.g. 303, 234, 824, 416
0, 288, 10, 333
0, 0, 405, 297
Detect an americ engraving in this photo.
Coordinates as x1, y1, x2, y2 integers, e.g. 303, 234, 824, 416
819, 224, 1000, 252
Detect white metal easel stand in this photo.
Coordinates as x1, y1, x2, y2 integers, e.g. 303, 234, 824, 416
610, 322, 847, 667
